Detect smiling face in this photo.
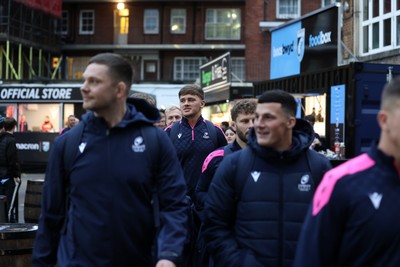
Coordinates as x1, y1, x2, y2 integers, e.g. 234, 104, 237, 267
81, 63, 120, 114
253, 102, 296, 151
179, 94, 205, 120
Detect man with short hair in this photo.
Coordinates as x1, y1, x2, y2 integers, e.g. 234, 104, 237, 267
0, 116, 20, 222
60, 114, 77, 135
203, 90, 331, 267
165, 105, 182, 126
165, 84, 227, 199
294, 77, 400, 267
196, 99, 257, 210
33, 53, 188, 267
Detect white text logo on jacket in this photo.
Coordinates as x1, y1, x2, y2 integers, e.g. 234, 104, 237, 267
298, 174, 311, 192
132, 136, 146, 152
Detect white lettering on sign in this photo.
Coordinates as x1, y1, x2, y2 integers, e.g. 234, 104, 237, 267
16, 143, 40, 150
0, 88, 73, 100
309, 31, 332, 47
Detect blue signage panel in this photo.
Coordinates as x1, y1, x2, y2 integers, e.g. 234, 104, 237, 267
270, 22, 302, 79
270, 6, 338, 79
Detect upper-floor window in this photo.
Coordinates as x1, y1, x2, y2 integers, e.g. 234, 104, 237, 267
79, 10, 94, 35
56, 11, 69, 35
174, 57, 207, 81
322, 0, 338, 7
360, 0, 400, 56
205, 9, 241, 40
277, 0, 300, 19
170, 9, 186, 34
231, 58, 246, 82
144, 9, 159, 34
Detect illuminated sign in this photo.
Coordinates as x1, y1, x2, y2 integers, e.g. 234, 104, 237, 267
200, 52, 231, 92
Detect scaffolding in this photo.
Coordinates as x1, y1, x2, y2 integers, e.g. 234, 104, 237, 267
0, 0, 62, 81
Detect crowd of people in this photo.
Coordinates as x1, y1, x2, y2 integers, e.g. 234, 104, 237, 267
0, 52, 396, 267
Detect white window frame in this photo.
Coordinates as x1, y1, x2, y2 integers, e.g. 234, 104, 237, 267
79, 10, 95, 35
276, 0, 301, 19
205, 8, 241, 40
359, 0, 400, 56
231, 57, 246, 82
174, 57, 208, 81
170, 9, 186, 34
144, 9, 159, 34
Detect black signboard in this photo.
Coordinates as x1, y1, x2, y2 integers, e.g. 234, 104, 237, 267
0, 84, 82, 103
200, 52, 231, 92
14, 132, 58, 164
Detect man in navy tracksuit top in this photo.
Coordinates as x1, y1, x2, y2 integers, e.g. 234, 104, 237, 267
33, 53, 187, 267
203, 90, 331, 267
294, 77, 400, 267
196, 99, 257, 214
164, 84, 227, 199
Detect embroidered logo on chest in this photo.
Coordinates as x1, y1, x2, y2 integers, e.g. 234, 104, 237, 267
203, 132, 210, 139
298, 174, 311, 192
132, 136, 146, 152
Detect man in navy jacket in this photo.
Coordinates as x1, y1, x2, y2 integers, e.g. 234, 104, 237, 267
203, 90, 331, 267
32, 53, 188, 267
294, 77, 400, 267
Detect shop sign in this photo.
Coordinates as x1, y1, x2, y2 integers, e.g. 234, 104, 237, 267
200, 52, 231, 92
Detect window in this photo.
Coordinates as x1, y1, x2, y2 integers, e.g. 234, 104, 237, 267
231, 58, 246, 82
205, 9, 241, 40
277, 0, 300, 19
170, 9, 186, 34
322, 0, 338, 7
360, 0, 400, 55
56, 11, 69, 35
144, 9, 159, 34
174, 57, 207, 81
79, 10, 94, 35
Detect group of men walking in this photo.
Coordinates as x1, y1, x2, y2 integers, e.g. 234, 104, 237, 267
32, 53, 400, 267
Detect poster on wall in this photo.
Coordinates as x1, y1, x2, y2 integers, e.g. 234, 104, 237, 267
330, 84, 345, 149
270, 5, 339, 79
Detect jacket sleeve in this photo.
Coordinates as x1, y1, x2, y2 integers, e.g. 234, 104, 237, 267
5, 137, 20, 178
195, 150, 223, 213
203, 153, 245, 266
155, 130, 188, 264
32, 136, 67, 266
293, 173, 347, 267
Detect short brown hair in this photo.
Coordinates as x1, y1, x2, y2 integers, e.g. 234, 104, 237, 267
179, 84, 204, 100
230, 99, 257, 121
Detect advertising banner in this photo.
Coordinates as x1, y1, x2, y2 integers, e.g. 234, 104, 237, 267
270, 5, 339, 79
14, 0, 62, 18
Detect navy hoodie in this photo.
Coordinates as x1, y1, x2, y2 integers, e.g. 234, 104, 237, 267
33, 98, 188, 267
203, 119, 331, 267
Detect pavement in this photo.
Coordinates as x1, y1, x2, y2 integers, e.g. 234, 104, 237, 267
18, 173, 45, 223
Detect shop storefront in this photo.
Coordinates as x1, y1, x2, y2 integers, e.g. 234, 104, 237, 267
0, 83, 84, 171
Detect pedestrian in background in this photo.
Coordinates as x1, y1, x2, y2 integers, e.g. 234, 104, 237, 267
60, 114, 77, 135
224, 126, 236, 144
203, 90, 331, 267
0, 116, 20, 223
165, 105, 182, 126
33, 53, 188, 267
294, 77, 400, 267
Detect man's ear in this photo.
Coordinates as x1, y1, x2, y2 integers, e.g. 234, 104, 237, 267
377, 110, 388, 130
287, 116, 296, 129
200, 100, 206, 108
231, 121, 237, 131
116, 82, 127, 98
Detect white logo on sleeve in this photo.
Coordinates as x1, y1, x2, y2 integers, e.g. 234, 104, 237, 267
251, 171, 261, 182
79, 142, 87, 153
132, 136, 146, 152
369, 192, 383, 210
